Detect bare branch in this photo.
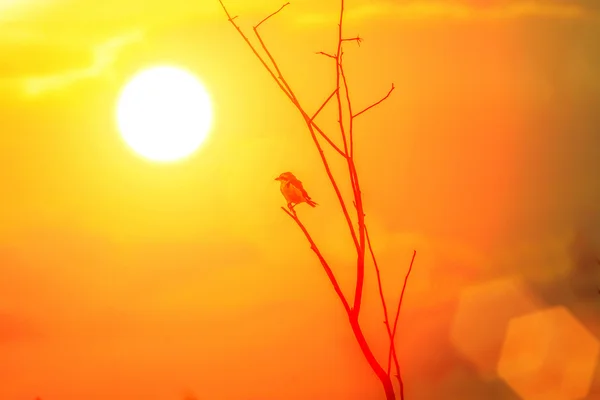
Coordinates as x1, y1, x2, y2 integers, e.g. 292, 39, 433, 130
220, 1, 405, 399
255, 2, 290, 29
339, 60, 355, 159
219, 0, 360, 254
353, 83, 395, 119
253, 8, 298, 103
388, 250, 417, 399
281, 207, 351, 315
333, 2, 367, 317
249, 4, 360, 247
312, 124, 347, 158
308, 88, 348, 157
339, 55, 367, 316
365, 225, 401, 380
217, 0, 294, 101
342, 35, 363, 46
311, 88, 338, 121
314, 126, 347, 157
316, 51, 336, 59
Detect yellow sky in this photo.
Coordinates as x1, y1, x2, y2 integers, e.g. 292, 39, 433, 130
1, 1, 600, 399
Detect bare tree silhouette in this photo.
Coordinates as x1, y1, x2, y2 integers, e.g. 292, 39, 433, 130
217, 1, 416, 399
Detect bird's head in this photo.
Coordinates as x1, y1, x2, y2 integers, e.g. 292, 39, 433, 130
275, 171, 295, 182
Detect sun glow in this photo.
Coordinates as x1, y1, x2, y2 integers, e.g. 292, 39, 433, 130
115, 66, 213, 162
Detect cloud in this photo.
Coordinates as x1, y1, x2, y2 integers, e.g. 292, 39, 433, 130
20, 30, 144, 97
0, 0, 53, 23
0, 41, 93, 78
295, 0, 593, 25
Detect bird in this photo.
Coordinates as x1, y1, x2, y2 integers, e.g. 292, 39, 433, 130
275, 172, 317, 211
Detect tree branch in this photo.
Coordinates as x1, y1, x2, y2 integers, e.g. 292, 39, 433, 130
219, 1, 408, 399
311, 88, 338, 122
313, 123, 347, 158
255, 2, 290, 29
339, 61, 356, 162
342, 35, 363, 46
252, 3, 361, 253
341, 59, 366, 316
218, 0, 360, 254
309, 88, 348, 157
281, 207, 351, 315
353, 83, 395, 119
217, 0, 294, 102
316, 51, 336, 59
334, 1, 367, 316
253, 5, 297, 103
365, 225, 401, 381
388, 249, 417, 399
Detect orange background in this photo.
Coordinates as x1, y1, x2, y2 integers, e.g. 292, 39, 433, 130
1, 1, 600, 399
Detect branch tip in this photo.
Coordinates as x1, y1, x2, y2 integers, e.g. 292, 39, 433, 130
353, 83, 395, 119
316, 51, 336, 59
342, 35, 363, 46
255, 2, 290, 29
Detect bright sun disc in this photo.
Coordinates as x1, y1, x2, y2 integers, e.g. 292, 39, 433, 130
116, 66, 213, 162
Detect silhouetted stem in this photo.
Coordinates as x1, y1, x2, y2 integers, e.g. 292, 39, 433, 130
217, 0, 360, 254
387, 250, 417, 399
282, 207, 351, 314
218, 1, 406, 399
334, 0, 367, 317
283, 208, 395, 400
365, 225, 401, 380
353, 84, 395, 118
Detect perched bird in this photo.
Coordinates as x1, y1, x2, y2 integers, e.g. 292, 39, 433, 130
275, 172, 317, 211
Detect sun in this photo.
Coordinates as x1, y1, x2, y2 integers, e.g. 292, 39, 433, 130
115, 66, 213, 162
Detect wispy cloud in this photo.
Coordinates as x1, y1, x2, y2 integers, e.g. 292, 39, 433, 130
21, 30, 144, 97
296, 1, 592, 25
0, 0, 52, 23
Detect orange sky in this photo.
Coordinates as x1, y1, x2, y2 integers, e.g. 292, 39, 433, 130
1, 1, 600, 399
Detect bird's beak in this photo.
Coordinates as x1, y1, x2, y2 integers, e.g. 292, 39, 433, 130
274, 176, 280, 181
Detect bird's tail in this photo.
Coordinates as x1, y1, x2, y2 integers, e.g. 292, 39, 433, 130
306, 199, 317, 207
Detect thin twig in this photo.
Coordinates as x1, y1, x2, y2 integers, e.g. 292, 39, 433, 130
255, 2, 290, 29
334, 0, 367, 316
388, 249, 417, 399
218, 0, 360, 252
365, 225, 401, 380
281, 207, 351, 314
342, 35, 363, 46
219, 1, 402, 398
339, 62, 353, 155
310, 89, 347, 157
339, 55, 366, 316
353, 83, 395, 119
316, 51, 336, 59
253, 4, 297, 103
253, 3, 361, 252
313, 124, 347, 157
217, 0, 293, 101
339, 61, 358, 167
311, 88, 338, 122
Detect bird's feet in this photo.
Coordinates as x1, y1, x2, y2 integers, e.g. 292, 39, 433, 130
287, 202, 297, 216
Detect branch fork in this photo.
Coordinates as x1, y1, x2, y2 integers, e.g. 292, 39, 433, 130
217, 1, 413, 399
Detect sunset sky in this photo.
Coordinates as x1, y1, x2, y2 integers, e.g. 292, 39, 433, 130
1, 0, 600, 399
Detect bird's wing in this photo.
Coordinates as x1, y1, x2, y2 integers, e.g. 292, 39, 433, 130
290, 177, 313, 200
